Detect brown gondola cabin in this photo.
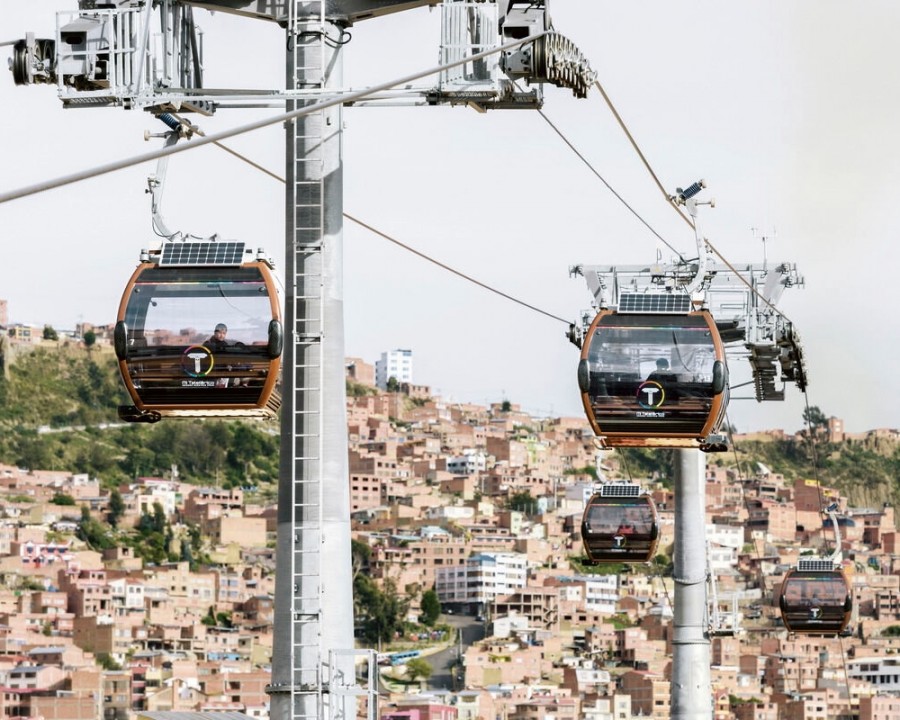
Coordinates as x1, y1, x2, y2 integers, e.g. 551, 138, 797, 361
114, 242, 283, 422
577, 306, 729, 451
581, 486, 660, 564
778, 559, 852, 636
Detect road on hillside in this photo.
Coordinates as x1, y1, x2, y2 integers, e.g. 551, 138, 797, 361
426, 613, 485, 691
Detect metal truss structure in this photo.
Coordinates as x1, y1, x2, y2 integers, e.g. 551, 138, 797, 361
11, 0, 594, 113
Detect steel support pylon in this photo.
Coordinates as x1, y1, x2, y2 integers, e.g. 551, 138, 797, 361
270, 2, 355, 719
671, 449, 712, 720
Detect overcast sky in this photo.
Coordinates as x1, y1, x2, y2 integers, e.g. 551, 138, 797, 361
1, 2, 898, 435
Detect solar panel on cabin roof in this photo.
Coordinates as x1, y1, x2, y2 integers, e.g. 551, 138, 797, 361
619, 293, 692, 314
159, 242, 246, 267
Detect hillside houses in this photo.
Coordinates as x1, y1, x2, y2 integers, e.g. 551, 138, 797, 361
0, 364, 898, 718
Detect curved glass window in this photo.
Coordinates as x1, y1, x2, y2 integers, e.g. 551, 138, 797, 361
124, 267, 274, 353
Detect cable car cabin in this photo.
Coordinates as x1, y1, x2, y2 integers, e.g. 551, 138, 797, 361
114, 242, 283, 423
577, 306, 729, 451
581, 485, 659, 564
779, 559, 852, 636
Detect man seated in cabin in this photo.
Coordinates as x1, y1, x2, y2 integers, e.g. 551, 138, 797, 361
648, 357, 674, 382
208, 323, 234, 351
647, 357, 679, 401
616, 516, 636, 535
618, 508, 646, 535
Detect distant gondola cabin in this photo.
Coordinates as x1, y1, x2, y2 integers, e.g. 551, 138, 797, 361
114, 242, 283, 422
577, 302, 728, 450
779, 559, 852, 636
581, 485, 660, 564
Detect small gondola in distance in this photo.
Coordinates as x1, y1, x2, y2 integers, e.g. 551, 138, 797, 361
113, 243, 283, 422
581, 491, 660, 564
778, 563, 852, 636
577, 308, 729, 451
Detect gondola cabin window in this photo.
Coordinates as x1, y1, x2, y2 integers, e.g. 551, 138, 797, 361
124, 267, 274, 351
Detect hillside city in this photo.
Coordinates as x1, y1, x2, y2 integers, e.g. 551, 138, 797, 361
0, 316, 900, 720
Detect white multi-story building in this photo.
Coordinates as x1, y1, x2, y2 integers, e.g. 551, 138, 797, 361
424, 505, 475, 522
447, 450, 488, 476
582, 574, 619, 614
435, 552, 527, 605
375, 348, 413, 389
846, 656, 900, 692
707, 523, 744, 551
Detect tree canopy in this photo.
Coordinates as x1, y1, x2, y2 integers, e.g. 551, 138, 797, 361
354, 576, 408, 645
404, 657, 433, 683
420, 589, 441, 627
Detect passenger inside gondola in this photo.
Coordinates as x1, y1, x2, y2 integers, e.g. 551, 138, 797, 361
208, 323, 231, 351
648, 357, 674, 382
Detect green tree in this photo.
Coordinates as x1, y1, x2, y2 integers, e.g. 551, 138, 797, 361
121, 444, 158, 481
351, 539, 371, 580
355, 577, 408, 645
42, 325, 58, 341
564, 466, 598, 481
133, 501, 170, 564
500, 400, 512, 412
137, 502, 167, 534
107, 489, 125, 528
386, 376, 400, 392
73, 436, 116, 477
83, 330, 96, 348
50, 493, 76, 506
508, 490, 538, 515
802, 405, 829, 437
420, 589, 441, 627
16, 434, 52, 472
405, 657, 433, 683
77, 506, 115, 550
180, 540, 195, 568
97, 653, 122, 671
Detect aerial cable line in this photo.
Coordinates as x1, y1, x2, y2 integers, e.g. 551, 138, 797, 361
591, 78, 798, 326
592, 79, 696, 232
533, 105, 686, 262
0, 32, 548, 205
344, 214, 572, 325
163, 113, 572, 326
